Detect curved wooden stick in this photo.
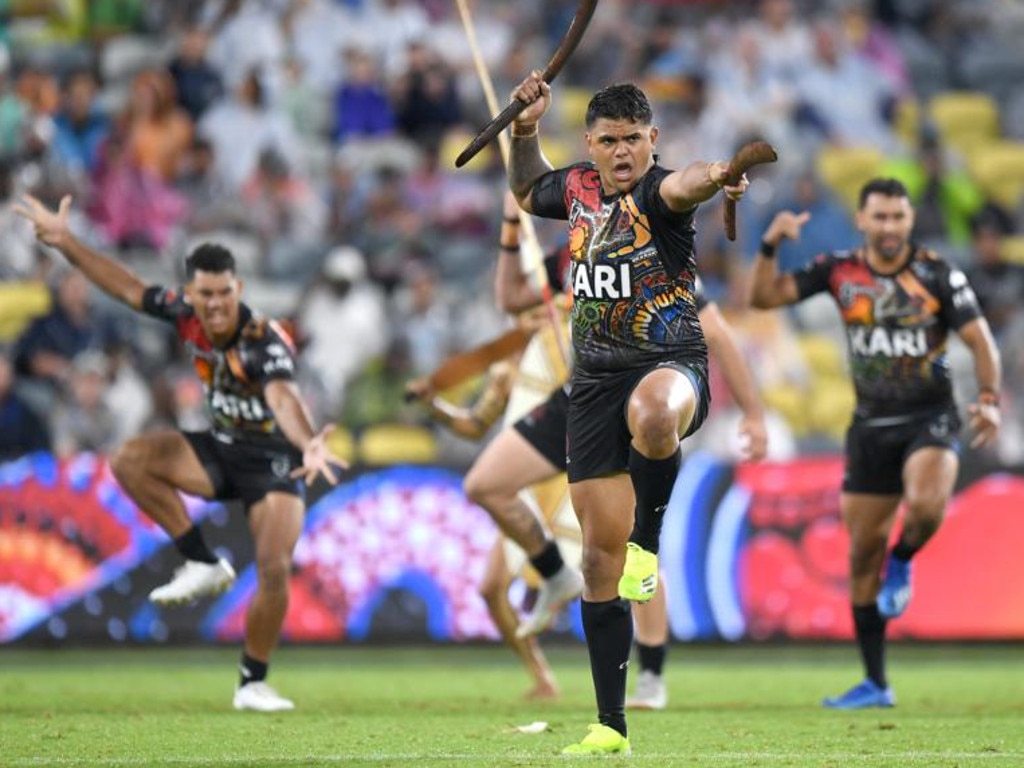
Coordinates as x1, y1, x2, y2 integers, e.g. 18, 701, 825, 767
454, 0, 570, 370
454, 0, 599, 168
723, 140, 778, 241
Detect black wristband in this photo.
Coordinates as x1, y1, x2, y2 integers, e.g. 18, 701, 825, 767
503, 216, 521, 225
759, 239, 777, 259
500, 244, 519, 253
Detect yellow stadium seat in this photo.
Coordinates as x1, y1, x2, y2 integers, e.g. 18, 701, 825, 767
325, 425, 356, 466
797, 334, 845, 377
439, 129, 498, 172
761, 383, 811, 438
893, 97, 921, 149
358, 423, 438, 466
928, 91, 1000, 157
0, 281, 51, 341
967, 141, 1024, 211
816, 146, 884, 211
1000, 235, 1024, 265
555, 86, 592, 131
808, 378, 856, 442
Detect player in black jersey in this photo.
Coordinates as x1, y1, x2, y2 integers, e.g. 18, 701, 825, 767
16, 195, 344, 713
506, 76, 748, 755
748, 178, 1001, 709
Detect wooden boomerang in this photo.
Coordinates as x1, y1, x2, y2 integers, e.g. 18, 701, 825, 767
454, 0, 599, 168
723, 141, 778, 241
406, 327, 533, 400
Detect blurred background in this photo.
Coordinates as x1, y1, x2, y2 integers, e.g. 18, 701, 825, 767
1, 0, 1023, 648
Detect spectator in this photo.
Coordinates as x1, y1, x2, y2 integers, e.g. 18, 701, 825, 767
0, 347, 50, 462
795, 20, 900, 154
881, 129, 986, 247
331, 46, 395, 143
199, 69, 301, 191
391, 260, 459, 376
965, 205, 1022, 339
14, 270, 105, 396
240, 148, 327, 281
168, 26, 224, 122
297, 245, 389, 418
391, 41, 462, 145
50, 69, 110, 179
88, 70, 192, 249
51, 350, 118, 458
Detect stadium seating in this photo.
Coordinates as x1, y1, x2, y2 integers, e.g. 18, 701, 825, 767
816, 146, 884, 211
0, 281, 51, 341
928, 91, 1001, 158
966, 141, 1024, 211
357, 423, 438, 465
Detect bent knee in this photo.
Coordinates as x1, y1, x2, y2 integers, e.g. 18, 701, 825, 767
110, 438, 149, 481
463, 471, 513, 508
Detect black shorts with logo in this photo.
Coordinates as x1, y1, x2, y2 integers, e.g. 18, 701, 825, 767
843, 407, 962, 495
566, 360, 710, 484
513, 386, 570, 469
184, 430, 304, 511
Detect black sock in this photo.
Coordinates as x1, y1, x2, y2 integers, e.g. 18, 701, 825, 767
529, 541, 565, 580
853, 603, 888, 688
239, 653, 268, 688
174, 525, 218, 564
636, 642, 666, 676
627, 446, 680, 554
891, 538, 921, 563
581, 598, 633, 738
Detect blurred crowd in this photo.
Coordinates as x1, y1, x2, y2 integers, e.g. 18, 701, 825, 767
1, 0, 1024, 468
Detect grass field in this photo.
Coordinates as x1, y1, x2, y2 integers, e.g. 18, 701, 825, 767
1, 644, 1021, 767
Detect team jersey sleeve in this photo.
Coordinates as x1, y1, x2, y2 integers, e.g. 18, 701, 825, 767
140, 285, 191, 324
529, 167, 572, 220
792, 253, 837, 300
250, 322, 298, 383
939, 264, 984, 330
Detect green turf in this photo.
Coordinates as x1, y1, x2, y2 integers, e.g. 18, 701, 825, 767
1, 644, 1021, 767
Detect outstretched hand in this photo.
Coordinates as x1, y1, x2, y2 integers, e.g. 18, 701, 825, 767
291, 425, 348, 486
764, 210, 811, 244
13, 194, 73, 249
967, 401, 1000, 449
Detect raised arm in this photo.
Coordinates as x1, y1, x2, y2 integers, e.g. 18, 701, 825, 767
507, 71, 554, 212
14, 195, 147, 310
405, 363, 515, 441
957, 317, 1002, 449
747, 210, 810, 310
494, 192, 544, 313
699, 302, 768, 461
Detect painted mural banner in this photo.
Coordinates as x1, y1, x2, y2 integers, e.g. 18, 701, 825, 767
2, 452, 1022, 644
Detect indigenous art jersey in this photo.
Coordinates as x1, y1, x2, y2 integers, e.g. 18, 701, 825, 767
531, 163, 707, 374
793, 246, 982, 418
142, 286, 298, 447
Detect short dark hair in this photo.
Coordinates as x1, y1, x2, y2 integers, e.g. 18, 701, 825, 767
585, 83, 653, 128
858, 178, 910, 209
185, 243, 236, 278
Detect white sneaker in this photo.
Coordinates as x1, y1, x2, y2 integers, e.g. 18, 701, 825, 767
233, 682, 295, 712
516, 566, 584, 638
626, 670, 667, 710
148, 558, 236, 605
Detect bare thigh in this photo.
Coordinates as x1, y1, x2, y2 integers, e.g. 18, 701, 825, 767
465, 427, 562, 497
124, 430, 217, 498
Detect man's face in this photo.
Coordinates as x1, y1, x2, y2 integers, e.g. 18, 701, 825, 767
186, 269, 242, 341
586, 118, 658, 195
856, 193, 914, 262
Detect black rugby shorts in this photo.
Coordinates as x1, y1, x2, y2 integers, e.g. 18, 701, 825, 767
513, 386, 570, 469
184, 431, 304, 511
842, 407, 962, 495
566, 360, 709, 484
